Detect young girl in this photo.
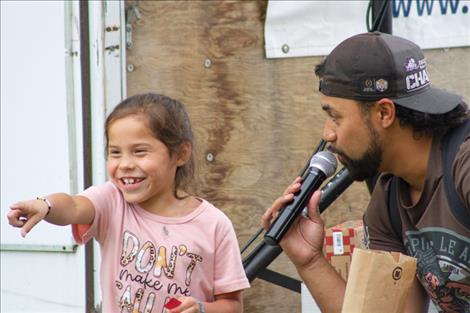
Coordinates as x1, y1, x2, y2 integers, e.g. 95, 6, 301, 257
7, 93, 250, 313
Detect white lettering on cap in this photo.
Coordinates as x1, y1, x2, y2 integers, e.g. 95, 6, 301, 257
405, 69, 430, 92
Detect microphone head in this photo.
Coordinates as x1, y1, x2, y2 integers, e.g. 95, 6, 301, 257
310, 151, 337, 177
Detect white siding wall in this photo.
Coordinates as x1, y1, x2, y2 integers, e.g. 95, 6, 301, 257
1, 1, 85, 312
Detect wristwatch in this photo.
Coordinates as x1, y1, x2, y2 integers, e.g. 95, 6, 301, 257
197, 300, 205, 313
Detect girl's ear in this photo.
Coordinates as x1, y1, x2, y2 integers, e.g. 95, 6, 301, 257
375, 98, 396, 129
175, 142, 192, 166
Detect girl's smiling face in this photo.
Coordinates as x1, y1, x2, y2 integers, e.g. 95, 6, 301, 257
106, 115, 185, 210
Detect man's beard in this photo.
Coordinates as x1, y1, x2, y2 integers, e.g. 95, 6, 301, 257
332, 127, 381, 182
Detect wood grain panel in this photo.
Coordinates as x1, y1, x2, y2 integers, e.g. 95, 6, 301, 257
125, 1, 469, 312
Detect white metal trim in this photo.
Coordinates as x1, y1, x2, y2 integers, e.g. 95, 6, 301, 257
88, 1, 126, 310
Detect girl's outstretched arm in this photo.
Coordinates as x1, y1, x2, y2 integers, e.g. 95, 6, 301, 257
7, 193, 95, 237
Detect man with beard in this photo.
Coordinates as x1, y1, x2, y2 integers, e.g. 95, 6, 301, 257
262, 32, 470, 313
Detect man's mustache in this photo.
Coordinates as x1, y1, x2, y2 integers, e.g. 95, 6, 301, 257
328, 147, 356, 168
328, 146, 346, 160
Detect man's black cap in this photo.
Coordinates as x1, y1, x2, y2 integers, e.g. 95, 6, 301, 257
317, 32, 462, 114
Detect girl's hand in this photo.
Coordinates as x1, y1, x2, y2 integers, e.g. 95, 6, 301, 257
166, 296, 204, 313
7, 199, 49, 237
261, 177, 325, 268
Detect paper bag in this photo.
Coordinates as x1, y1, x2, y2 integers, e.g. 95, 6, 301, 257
341, 248, 417, 313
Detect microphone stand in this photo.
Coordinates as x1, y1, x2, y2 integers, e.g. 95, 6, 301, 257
242, 166, 353, 291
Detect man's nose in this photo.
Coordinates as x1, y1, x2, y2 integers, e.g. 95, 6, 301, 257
322, 120, 337, 143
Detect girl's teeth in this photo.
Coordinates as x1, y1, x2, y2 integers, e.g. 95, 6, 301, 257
121, 177, 144, 185
123, 178, 136, 185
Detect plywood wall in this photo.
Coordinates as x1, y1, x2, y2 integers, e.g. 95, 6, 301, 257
124, 1, 470, 312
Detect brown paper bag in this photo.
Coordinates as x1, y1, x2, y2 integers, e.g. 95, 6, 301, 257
341, 248, 417, 313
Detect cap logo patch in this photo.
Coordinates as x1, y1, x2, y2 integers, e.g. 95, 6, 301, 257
375, 79, 388, 92
362, 79, 375, 92
361, 78, 389, 93
406, 69, 429, 92
404, 57, 419, 72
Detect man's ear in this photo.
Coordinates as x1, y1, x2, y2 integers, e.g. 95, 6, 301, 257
375, 98, 396, 128
176, 142, 192, 166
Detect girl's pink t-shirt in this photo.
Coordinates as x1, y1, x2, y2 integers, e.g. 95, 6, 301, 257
73, 181, 249, 312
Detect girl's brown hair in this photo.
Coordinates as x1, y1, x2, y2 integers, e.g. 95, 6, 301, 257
105, 93, 195, 198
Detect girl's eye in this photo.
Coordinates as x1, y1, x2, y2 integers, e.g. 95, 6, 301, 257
108, 150, 120, 156
135, 149, 147, 155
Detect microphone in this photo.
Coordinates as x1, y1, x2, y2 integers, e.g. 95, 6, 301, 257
264, 151, 337, 246
244, 166, 352, 282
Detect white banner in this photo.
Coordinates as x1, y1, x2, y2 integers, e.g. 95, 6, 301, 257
265, 0, 470, 58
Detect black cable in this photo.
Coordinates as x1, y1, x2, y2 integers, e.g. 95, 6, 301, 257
366, 0, 389, 32
366, 1, 373, 31
240, 227, 263, 254
373, 1, 389, 31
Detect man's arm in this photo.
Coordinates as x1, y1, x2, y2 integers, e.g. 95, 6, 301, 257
298, 257, 346, 313
262, 182, 345, 313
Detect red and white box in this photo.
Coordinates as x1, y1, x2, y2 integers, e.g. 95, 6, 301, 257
323, 219, 365, 280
